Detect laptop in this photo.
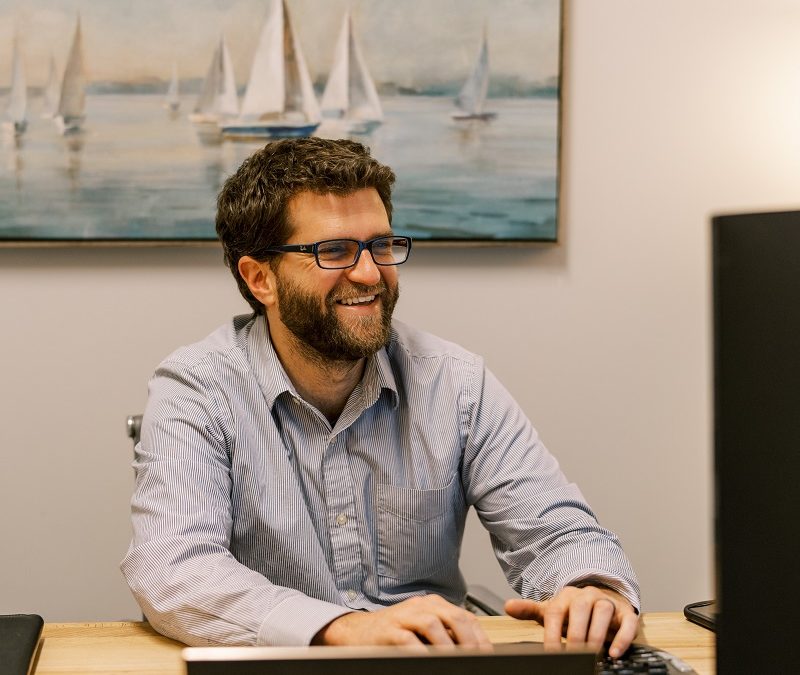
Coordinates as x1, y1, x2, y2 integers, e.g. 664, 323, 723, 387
183, 643, 597, 675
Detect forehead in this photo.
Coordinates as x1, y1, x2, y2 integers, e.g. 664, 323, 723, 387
286, 188, 390, 241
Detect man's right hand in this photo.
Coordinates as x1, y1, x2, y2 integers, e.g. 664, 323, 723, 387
311, 594, 492, 647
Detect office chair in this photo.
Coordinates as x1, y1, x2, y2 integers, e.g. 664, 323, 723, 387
125, 414, 505, 616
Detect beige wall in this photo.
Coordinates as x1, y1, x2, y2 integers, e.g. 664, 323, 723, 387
3, 0, 799, 620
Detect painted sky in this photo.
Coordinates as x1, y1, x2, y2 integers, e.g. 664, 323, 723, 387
0, 0, 560, 88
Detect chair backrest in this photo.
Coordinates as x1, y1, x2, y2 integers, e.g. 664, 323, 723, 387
126, 414, 143, 446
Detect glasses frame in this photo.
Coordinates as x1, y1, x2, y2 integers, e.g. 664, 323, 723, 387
264, 235, 413, 270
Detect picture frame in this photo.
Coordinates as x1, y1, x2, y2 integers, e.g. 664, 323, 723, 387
0, 0, 562, 245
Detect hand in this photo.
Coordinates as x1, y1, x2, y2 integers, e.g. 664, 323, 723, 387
504, 586, 639, 658
312, 594, 492, 647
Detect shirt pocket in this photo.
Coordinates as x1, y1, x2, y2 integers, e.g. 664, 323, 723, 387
376, 474, 461, 582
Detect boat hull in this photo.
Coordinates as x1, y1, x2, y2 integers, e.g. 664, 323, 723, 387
451, 111, 498, 122
2, 119, 27, 135
54, 115, 85, 135
220, 122, 320, 140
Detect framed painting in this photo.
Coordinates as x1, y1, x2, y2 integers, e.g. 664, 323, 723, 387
0, 0, 562, 244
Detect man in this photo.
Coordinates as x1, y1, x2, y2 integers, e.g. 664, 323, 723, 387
122, 138, 640, 656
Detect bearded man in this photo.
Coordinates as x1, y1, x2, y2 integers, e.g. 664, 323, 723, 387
122, 138, 640, 656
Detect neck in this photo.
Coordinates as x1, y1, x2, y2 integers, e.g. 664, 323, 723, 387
264, 314, 365, 425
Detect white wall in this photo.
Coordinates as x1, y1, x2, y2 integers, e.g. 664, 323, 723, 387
3, 0, 800, 621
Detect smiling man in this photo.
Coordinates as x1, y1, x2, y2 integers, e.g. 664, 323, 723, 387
122, 138, 640, 655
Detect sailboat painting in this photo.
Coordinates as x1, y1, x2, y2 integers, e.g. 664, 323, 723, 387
0, 0, 561, 244
452, 27, 496, 122
189, 36, 238, 126
2, 34, 27, 135
164, 62, 180, 113
54, 16, 86, 135
221, 0, 320, 140
320, 10, 383, 135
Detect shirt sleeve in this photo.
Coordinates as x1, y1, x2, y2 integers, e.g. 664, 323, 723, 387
120, 358, 351, 646
461, 364, 641, 612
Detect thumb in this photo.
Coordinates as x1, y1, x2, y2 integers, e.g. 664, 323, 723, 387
504, 598, 545, 620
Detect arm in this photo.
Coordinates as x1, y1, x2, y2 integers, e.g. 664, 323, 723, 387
120, 361, 349, 646
462, 366, 640, 651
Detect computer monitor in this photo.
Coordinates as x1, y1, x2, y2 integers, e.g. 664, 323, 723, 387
712, 210, 800, 673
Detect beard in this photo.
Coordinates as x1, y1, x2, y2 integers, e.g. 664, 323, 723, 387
274, 272, 399, 363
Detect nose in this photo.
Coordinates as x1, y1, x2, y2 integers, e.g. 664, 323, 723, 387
346, 249, 382, 286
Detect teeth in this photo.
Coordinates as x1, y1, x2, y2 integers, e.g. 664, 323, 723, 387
340, 295, 376, 306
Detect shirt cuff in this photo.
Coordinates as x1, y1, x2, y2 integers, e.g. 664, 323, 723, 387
564, 571, 642, 614
257, 594, 353, 646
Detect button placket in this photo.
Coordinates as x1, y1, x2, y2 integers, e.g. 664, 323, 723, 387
322, 433, 363, 603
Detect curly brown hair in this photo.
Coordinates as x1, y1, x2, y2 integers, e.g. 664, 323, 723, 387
216, 138, 396, 314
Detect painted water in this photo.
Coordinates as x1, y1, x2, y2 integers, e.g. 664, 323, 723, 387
0, 94, 557, 242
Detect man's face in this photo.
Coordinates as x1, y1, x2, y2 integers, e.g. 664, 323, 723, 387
270, 189, 400, 362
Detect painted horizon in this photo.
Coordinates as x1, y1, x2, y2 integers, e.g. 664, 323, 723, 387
0, 0, 562, 243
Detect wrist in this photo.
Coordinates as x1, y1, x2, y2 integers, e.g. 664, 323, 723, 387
310, 611, 356, 645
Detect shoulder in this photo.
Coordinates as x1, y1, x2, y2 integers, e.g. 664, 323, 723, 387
388, 319, 482, 367
157, 314, 256, 376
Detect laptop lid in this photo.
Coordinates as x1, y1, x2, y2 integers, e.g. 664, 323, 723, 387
183, 643, 597, 675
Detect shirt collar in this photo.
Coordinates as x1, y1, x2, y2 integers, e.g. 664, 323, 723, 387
247, 314, 298, 409
247, 314, 400, 411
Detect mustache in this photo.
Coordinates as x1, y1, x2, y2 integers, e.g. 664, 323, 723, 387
329, 282, 388, 303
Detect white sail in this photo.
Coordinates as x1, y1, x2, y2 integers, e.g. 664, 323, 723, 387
223, 0, 319, 138
191, 36, 238, 122
41, 53, 59, 118
164, 62, 180, 111
4, 34, 27, 132
320, 10, 382, 129
453, 27, 496, 121
55, 16, 86, 133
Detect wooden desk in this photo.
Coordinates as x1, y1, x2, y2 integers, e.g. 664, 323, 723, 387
35, 613, 714, 675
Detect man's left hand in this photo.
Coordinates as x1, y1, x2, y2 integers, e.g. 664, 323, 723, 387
504, 586, 639, 658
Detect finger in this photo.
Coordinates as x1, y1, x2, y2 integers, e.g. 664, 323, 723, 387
564, 594, 594, 646
585, 598, 616, 651
504, 598, 544, 621
406, 612, 456, 646
607, 611, 640, 659
445, 611, 492, 648
541, 601, 569, 650
389, 629, 428, 648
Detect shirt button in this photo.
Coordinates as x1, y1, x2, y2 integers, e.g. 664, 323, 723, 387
335, 513, 348, 527
346, 589, 357, 601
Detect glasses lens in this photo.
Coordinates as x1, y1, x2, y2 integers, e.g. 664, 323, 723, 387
372, 237, 410, 265
316, 240, 359, 268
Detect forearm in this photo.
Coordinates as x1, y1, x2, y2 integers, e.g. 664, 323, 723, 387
122, 538, 351, 646
488, 491, 641, 612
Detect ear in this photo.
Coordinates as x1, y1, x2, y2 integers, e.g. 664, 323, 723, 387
238, 256, 278, 309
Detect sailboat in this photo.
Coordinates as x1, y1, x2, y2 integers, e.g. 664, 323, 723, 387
320, 9, 383, 135
41, 53, 60, 118
54, 16, 87, 135
164, 62, 180, 112
189, 36, 238, 125
221, 0, 320, 140
451, 27, 496, 122
3, 33, 27, 135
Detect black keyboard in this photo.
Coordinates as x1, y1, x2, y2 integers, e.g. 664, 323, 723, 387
597, 643, 697, 674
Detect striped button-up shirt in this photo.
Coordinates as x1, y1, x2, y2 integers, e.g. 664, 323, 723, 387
121, 314, 639, 647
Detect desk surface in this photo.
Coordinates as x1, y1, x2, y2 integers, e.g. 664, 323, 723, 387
35, 613, 714, 675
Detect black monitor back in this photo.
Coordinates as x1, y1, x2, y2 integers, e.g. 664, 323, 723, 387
713, 210, 800, 673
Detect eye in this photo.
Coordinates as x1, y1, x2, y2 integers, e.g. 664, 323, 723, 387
317, 241, 352, 260
372, 239, 393, 254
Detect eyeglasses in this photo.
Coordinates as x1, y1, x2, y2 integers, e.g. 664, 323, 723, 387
265, 235, 413, 270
